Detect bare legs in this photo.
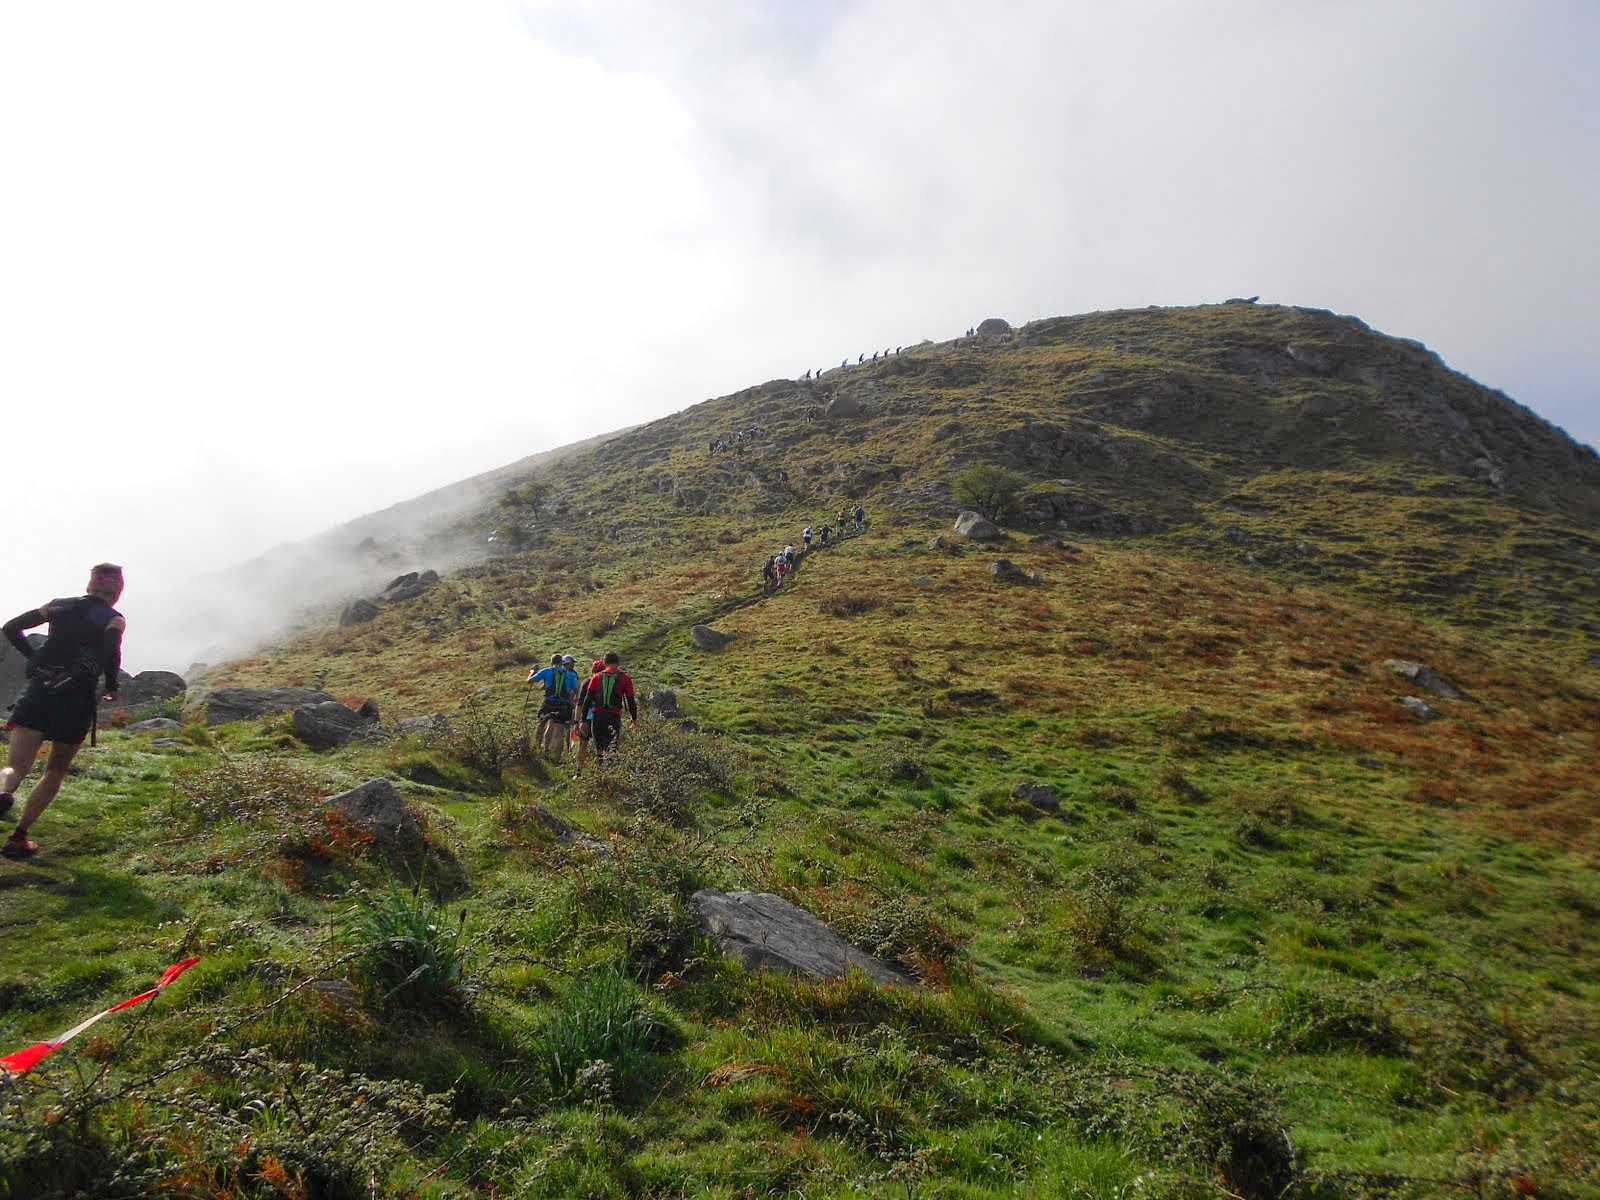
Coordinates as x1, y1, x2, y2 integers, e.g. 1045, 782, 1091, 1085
1, 728, 82, 841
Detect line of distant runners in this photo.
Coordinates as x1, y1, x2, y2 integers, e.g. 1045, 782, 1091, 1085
526, 650, 637, 771
762, 503, 866, 590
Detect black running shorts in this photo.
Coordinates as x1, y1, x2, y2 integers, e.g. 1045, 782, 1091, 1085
591, 712, 623, 752
8, 683, 96, 745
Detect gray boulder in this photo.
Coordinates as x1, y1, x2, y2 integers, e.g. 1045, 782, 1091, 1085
126, 717, 181, 734
1398, 696, 1443, 721
292, 701, 381, 750
927, 535, 953, 551
989, 559, 1042, 585
186, 687, 339, 726
825, 394, 862, 418
395, 712, 452, 738
976, 317, 1012, 336
382, 571, 439, 603
1384, 660, 1463, 699
107, 670, 186, 710
1012, 782, 1062, 812
953, 511, 1004, 540
689, 889, 913, 986
691, 625, 734, 652
325, 779, 418, 848
340, 599, 380, 626
647, 689, 682, 717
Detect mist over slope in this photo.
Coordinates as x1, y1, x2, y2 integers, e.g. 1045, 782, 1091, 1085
138, 429, 621, 671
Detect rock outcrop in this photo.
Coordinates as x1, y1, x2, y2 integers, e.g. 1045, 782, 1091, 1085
691, 625, 734, 652
1384, 660, 1464, 700
1012, 781, 1062, 812
325, 779, 419, 850
293, 701, 382, 750
186, 687, 339, 726
953, 511, 1004, 540
689, 889, 914, 986
340, 599, 380, 626
989, 559, 1042, 584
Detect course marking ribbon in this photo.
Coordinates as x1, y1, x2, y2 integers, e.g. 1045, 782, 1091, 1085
0, 957, 201, 1080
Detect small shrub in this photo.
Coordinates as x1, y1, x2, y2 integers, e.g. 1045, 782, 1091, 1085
344, 878, 469, 1015
953, 463, 1029, 524
444, 699, 534, 780
1267, 984, 1404, 1055
818, 592, 884, 618
577, 721, 739, 825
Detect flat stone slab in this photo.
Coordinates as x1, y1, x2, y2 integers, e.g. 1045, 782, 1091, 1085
186, 687, 340, 726
689, 889, 913, 986
1384, 659, 1463, 699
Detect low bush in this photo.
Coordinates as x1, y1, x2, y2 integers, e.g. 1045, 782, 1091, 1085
818, 592, 883, 618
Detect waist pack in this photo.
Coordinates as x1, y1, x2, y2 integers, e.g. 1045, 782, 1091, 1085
539, 697, 575, 721
27, 653, 99, 695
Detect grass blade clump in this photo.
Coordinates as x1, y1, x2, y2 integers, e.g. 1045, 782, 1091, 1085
538, 968, 669, 1100
345, 877, 468, 1015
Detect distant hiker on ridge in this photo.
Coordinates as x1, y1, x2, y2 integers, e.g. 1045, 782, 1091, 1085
0, 564, 126, 858
762, 554, 778, 591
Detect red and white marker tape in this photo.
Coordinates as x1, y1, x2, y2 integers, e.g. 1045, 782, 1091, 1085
1, 957, 201, 1079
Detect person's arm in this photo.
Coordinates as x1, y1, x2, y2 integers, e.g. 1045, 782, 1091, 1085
101, 616, 125, 698
623, 675, 639, 722
1, 607, 46, 660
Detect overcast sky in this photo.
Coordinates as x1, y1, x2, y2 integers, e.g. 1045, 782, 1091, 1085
2, 0, 1596, 669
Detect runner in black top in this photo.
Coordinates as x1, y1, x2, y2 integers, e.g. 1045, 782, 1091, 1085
1, 564, 126, 857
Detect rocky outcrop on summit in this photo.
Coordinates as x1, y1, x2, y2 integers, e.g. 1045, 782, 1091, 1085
689, 889, 914, 986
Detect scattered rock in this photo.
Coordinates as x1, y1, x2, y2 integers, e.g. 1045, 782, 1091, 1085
953, 511, 1004, 540
340, 599, 380, 626
691, 625, 734, 652
688, 889, 914, 986
185, 687, 339, 726
395, 712, 452, 738
989, 559, 1042, 585
293, 701, 381, 750
1012, 782, 1061, 812
825, 394, 862, 419
110, 671, 187, 710
357, 699, 381, 722
1384, 660, 1464, 699
126, 718, 181, 734
308, 979, 360, 1012
150, 738, 186, 749
1398, 696, 1443, 721
382, 571, 439, 603
325, 779, 419, 850
528, 806, 613, 858
927, 535, 952, 551
647, 689, 681, 717
914, 575, 933, 586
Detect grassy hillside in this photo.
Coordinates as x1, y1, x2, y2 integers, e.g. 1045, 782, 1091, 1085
3, 304, 1598, 1198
